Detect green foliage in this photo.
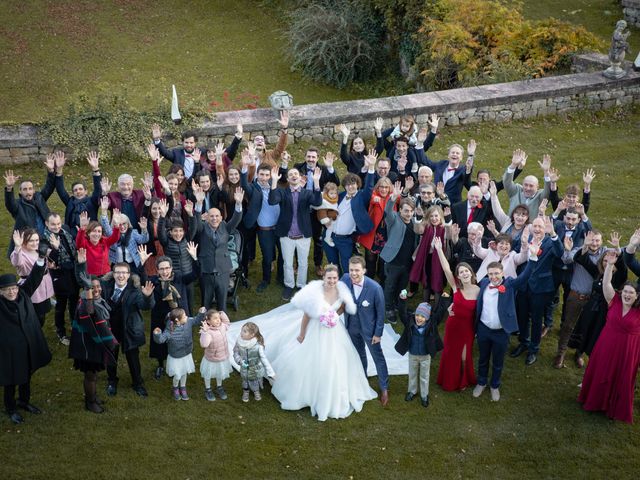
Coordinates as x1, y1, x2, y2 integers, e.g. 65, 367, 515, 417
413, 0, 604, 90
43, 87, 208, 162
286, 0, 386, 88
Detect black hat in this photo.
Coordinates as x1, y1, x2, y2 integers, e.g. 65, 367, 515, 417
0, 274, 18, 288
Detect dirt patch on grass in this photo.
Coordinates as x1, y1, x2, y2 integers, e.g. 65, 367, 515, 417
39, 0, 102, 46
0, 27, 29, 57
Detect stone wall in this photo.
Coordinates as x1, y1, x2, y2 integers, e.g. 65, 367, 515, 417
1, 54, 639, 164
622, 0, 640, 27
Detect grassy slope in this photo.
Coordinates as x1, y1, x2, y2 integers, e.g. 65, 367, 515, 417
0, 107, 639, 479
1, 0, 637, 124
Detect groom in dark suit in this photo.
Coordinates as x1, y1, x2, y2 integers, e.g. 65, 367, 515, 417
341, 255, 390, 406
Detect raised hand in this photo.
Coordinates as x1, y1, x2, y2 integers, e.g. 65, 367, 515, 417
575, 202, 585, 216
143, 171, 154, 189
278, 110, 289, 129
392, 181, 403, 198
151, 123, 162, 140
192, 147, 202, 161
54, 151, 66, 171
323, 151, 335, 168
49, 233, 60, 250
467, 139, 477, 156
270, 166, 281, 184
280, 151, 291, 166
529, 236, 542, 257
100, 196, 110, 213
548, 167, 560, 183
87, 151, 100, 171
564, 236, 573, 252
373, 117, 383, 133
3, 170, 19, 188
142, 183, 152, 200
543, 215, 555, 236
184, 199, 194, 217
214, 141, 225, 158
538, 154, 551, 173
100, 176, 112, 194
489, 180, 497, 196
427, 114, 439, 132
538, 198, 549, 216
147, 144, 160, 162
583, 230, 594, 250
436, 181, 445, 197
187, 241, 198, 259
235, 122, 243, 139
432, 235, 443, 251
12, 230, 24, 249
604, 249, 618, 265
44, 153, 56, 172
338, 123, 350, 139
486, 219, 498, 236
555, 199, 566, 213
312, 167, 322, 186
416, 128, 428, 144
138, 216, 148, 231
159, 198, 169, 217
153, 327, 162, 335
193, 183, 205, 204
364, 148, 378, 169
233, 186, 244, 204
137, 244, 152, 265
158, 176, 170, 194
141, 281, 155, 297
583, 168, 596, 186
247, 141, 256, 159
404, 175, 414, 192
216, 172, 225, 189
628, 228, 640, 247
511, 149, 526, 169
77, 248, 87, 264
443, 206, 451, 217
79, 211, 89, 230
608, 231, 621, 249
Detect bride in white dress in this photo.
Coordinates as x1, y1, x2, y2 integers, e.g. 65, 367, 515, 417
228, 265, 407, 421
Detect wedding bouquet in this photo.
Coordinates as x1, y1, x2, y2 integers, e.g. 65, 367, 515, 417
319, 310, 338, 329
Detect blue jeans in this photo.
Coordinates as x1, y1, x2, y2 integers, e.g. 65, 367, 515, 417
323, 233, 353, 275
476, 323, 509, 389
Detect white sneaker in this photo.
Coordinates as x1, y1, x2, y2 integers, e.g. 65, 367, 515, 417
472, 385, 486, 398
490, 387, 500, 402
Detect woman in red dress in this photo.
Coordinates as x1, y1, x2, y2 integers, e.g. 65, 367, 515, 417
578, 250, 640, 423
433, 237, 479, 391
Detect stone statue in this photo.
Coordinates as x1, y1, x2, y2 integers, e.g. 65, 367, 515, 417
604, 20, 631, 79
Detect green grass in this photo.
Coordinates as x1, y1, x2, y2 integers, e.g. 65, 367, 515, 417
1, 0, 637, 124
1, 106, 639, 479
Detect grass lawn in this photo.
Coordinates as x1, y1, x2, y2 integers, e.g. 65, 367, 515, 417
1, 106, 639, 479
1, 0, 637, 124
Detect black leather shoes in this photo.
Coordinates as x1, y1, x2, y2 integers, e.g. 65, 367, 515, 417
421, 395, 430, 408
525, 353, 537, 366
8, 411, 24, 424
133, 385, 148, 398
405, 392, 416, 402
154, 366, 164, 380
16, 401, 41, 414
510, 344, 527, 358
106, 384, 117, 396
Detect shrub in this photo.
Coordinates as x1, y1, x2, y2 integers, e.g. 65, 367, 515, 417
286, 0, 385, 88
412, 0, 604, 90
43, 87, 208, 162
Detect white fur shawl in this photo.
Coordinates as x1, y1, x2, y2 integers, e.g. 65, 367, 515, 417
291, 280, 356, 318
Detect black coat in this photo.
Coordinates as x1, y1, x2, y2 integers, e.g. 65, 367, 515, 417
0, 262, 52, 386
99, 275, 155, 352
394, 295, 450, 357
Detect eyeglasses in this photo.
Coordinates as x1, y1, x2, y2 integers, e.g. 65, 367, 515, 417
114, 271, 130, 276
1, 286, 19, 293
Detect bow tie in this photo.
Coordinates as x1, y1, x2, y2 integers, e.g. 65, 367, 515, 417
353, 283, 363, 288
346, 195, 355, 200
447, 167, 456, 172
489, 285, 502, 289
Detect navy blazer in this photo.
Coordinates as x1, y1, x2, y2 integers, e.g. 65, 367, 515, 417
415, 148, 470, 204
337, 172, 375, 235
340, 275, 385, 339
290, 162, 340, 190
240, 171, 266, 229
476, 258, 536, 334
56, 173, 102, 230
268, 187, 322, 238
526, 235, 563, 293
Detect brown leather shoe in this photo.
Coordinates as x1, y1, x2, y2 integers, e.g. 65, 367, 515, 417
541, 326, 551, 338
380, 390, 389, 407
574, 354, 584, 368
553, 353, 565, 369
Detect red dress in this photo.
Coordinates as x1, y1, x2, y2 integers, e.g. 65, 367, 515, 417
578, 294, 640, 423
437, 290, 477, 391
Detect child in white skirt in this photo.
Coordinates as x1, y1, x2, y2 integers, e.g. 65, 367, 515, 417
199, 309, 232, 401
153, 307, 205, 400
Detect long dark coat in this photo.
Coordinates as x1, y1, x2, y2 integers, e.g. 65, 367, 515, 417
0, 262, 52, 386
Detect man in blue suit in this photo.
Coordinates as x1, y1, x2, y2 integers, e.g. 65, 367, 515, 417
473, 238, 539, 402
341, 256, 390, 406
511, 216, 563, 365
414, 134, 476, 204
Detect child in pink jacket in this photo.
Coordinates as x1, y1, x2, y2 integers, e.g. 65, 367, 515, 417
199, 309, 232, 401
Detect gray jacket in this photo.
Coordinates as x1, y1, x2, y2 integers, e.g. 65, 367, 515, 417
153, 312, 204, 358
380, 197, 416, 263
502, 167, 550, 218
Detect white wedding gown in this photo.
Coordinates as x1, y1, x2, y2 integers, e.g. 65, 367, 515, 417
227, 300, 408, 421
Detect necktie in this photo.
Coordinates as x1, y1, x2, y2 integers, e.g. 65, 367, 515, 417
111, 288, 122, 302
467, 206, 476, 224
306, 170, 314, 190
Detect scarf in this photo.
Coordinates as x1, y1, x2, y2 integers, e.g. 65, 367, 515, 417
160, 274, 181, 309
44, 227, 76, 268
